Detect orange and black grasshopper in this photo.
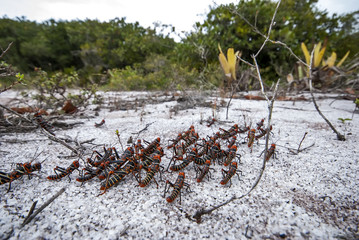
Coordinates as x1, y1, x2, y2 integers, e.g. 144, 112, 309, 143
142, 137, 161, 156
87, 147, 113, 167
33, 112, 55, 135
169, 147, 197, 171
76, 166, 100, 183
194, 151, 212, 166
206, 118, 216, 127
167, 133, 183, 150
94, 119, 105, 128
247, 129, 256, 150
139, 146, 164, 169
196, 160, 214, 183
223, 145, 239, 167
164, 172, 190, 204
219, 124, 239, 140
262, 144, 276, 161
220, 162, 242, 187
139, 155, 162, 188
77, 160, 112, 183
99, 156, 139, 195
47, 160, 80, 181
96, 147, 134, 180
1, 162, 42, 192
256, 118, 264, 130
227, 136, 237, 148
255, 125, 273, 140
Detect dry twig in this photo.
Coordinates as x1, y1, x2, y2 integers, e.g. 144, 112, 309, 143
21, 187, 66, 227
297, 132, 308, 153
22, 201, 38, 225
308, 47, 345, 141
0, 42, 13, 59
0, 103, 87, 160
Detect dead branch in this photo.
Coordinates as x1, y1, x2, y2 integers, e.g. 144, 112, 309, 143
297, 132, 308, 153
309, 90, 345, 141
0, 103, 87, 160
22, 201, 38, 224
0, 42, 13, 59
308, 47, 345, 141
21, 187, 66, 227
229, 2, 307, 67
0, 80, 23, 94
254, 0, 281, 58
0, 104, 33, 123
193, 195, 237, 223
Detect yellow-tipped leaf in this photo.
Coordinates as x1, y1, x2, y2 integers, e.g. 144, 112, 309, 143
336, 51, 350, 67
326, 52, 337, 67
301, 42, 311, 66
227, 48, 236, 80
317, 45, 326, 67
219, 53, 230, 78
313, 42, 323, 67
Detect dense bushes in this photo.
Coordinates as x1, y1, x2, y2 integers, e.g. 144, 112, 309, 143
107, 54, 202, 90
0, 0, 357, 90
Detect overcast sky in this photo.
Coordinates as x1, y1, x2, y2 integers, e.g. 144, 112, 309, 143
0, 0, 357, 37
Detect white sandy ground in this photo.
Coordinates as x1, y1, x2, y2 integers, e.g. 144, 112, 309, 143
0, 90, 358, 240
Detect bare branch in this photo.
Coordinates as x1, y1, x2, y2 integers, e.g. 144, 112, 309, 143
267, 39, 308, 67
230, 1, 309, 68
23, 201, 38, 224
297, 132, 308, 153
252, 56, 270, 103
0, 42, 13, 59
237, 56, 255, 68
193, 195, 237, 223
254, 0, 281, 58
308, 46, 345, 141
21, 187, 66, 227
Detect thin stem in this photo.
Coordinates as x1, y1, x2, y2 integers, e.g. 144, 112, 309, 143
297, 132, 308, 153
252, 56, 270, 103
308, 45, 345, 141
254, 0, 281, 58
0, 42, 13, 58
237, 56, 255, 68
230, 1, 309, 68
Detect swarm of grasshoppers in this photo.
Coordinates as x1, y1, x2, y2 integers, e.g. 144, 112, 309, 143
2, 118, 277, 206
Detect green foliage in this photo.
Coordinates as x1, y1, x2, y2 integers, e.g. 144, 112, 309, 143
107, 54, 200, 90
338, 117, 352, 123
178, 0, 359, 83
0, 17, 176, 81
15, 72, 24, 82
0, 1, 357, 90
23, 69, 100, 109
355, 98, 359, 108
108, 66, 144, 91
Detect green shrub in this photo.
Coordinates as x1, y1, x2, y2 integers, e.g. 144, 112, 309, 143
107, 54, 200, 91
22, 69, 100, 109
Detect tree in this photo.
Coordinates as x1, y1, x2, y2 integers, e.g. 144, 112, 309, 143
178, 0, 359, 82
